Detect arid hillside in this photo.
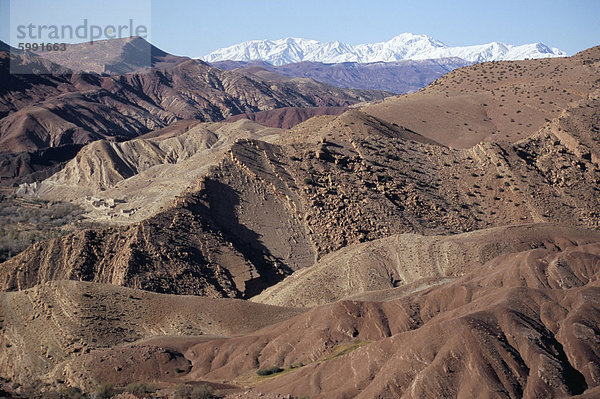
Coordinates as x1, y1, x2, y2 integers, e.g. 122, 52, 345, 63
33, 36, 190, 74
0, 45, 599, 398
364, 46, 600, 147
224, 106, 349, 129
231, 237, 600, 398
4, 95, 600, 298
0, 39, 387, 184
17, 119, 284, 224
252, 224, 600, 307
0, 54, 384, 153
0, 280, 304, 389
1, 226, 599, 398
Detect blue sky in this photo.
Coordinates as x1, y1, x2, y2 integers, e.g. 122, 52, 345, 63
1, 0, 598, 57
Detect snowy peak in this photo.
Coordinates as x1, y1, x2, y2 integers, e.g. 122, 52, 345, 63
203, 37, 321, 66
201, 33, 567, 65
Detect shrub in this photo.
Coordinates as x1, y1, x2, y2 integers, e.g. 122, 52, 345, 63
59, 387, 86, 399
303, 177, 316, 186
95, 383, 115, 399
174, 384, 220, 399
123, 382, 156, 397
256, 366, 284, 376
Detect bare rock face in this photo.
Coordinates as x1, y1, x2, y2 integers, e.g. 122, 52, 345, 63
0, 193, 258, 297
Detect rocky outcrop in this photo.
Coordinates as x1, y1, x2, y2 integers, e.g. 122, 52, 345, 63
3, 103, 600, 298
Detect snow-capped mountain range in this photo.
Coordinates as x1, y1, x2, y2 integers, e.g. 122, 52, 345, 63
201, 33, 566, 66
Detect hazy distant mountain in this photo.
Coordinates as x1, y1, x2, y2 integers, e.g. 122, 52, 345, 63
212, 57, 472, 93
202, 33, 567, 65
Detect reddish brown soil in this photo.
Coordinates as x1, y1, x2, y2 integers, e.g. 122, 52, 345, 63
224, 106, 348, 129
364, 46, 600, 148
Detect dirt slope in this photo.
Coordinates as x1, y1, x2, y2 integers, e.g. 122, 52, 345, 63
252, 224, 600, 307
363, 46, 600, 147
224, 106, 348, 129
18, 119, 284, 224
3, 225, 598, 398
0, 280, 303, 388
4, 97, 600, 297
187, 238, 600, 398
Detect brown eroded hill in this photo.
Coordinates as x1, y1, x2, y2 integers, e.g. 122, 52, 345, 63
4, 97, 600, 299
18, 119, 284, 224
0, 55, 385, 154
0, 46, 72, 119
1, 224, 599, 398
252, 224, 600, 307
224, 106, 349, 129
0, 38, 388, 185
0, 280, 304, 388
226, 238, 600, 398
33, 36, 189, 74
363, 46, 600, 147
0, 227, 591, 397
0, 144, 84, 184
